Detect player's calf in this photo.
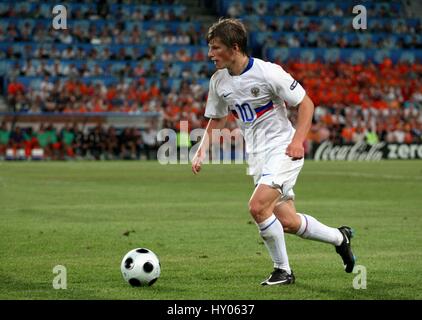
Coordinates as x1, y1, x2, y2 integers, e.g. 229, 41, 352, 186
273, 200, 302, 233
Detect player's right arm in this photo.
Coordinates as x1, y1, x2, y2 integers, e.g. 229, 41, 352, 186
192, 116, 227, 175
193, 72, 228, 174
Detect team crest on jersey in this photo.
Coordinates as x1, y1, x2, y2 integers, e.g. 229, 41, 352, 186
251, 87, 260, 97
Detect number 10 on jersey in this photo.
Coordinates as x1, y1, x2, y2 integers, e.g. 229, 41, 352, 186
235, 103, 255, 122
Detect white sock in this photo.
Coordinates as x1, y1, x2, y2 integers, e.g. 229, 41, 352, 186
296, 213, 343, 246
258, 214, 291, 274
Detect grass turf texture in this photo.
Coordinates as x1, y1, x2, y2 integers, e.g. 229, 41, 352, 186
0, 161, 421, 300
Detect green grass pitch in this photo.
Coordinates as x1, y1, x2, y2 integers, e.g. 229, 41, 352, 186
0, 160, 421, 300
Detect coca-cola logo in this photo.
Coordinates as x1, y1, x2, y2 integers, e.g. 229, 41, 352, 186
314, 141, 385, 161
386, 144, 422, 159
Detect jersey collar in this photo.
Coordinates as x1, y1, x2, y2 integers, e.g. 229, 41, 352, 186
240, 57, 254, 75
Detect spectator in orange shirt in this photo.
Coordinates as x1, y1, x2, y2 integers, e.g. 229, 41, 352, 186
150, 82, 160, 97
106, 84, 117, 102
403, 123, 414, 144
7, 78, 25, 96
341, 125, 355, 144
64, 79, 77, 94
7, 78, 25, 111
137, 84, 150, 104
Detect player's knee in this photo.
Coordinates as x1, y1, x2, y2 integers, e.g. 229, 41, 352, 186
248, 201, 259, 217
248, 200, 267, 221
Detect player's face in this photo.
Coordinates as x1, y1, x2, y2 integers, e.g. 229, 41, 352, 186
208, 37, 235, 70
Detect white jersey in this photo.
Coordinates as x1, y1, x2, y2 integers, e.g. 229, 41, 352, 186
205, 57, 306, 154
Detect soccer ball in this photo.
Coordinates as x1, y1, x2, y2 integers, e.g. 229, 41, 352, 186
120, 248, 161, 287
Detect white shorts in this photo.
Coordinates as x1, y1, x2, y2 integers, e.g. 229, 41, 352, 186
247, 147, 304, 202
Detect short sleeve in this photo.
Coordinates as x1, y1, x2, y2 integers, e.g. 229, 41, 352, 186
265, 63, 306, 107
204, 76, 228, 118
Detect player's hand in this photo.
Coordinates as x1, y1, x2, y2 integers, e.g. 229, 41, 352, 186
192, 149, 205, 175
286, 140, 304, 161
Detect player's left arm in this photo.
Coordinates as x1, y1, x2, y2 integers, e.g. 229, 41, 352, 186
286, 94, 314, 160
264, 63, 314, 160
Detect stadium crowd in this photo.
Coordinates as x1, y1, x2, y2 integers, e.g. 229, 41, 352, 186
0, 0, 184, 21
226, 1, 405, 18
1, 0, 422, 160
0, 121, 161, 160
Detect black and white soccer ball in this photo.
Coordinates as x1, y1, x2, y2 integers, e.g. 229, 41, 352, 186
120, 248, 161, 287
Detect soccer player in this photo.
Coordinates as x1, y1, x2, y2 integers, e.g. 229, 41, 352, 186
192, 18, 355, 286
